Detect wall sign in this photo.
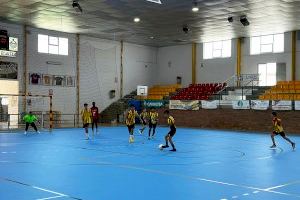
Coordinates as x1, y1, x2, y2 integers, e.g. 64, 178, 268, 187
0, 61, 18, 79
9, 37, 18, 52
0, 50, 16, 57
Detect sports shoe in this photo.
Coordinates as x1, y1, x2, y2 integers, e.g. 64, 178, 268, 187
148, 137, 151, 140
37, 131, 40, 134
170, 149, 177, 152
24, 131, 27, 135
270, 144, 276, 148
162, 145, 169, 148
292, 143, 296, 150
138, 130, 142, 135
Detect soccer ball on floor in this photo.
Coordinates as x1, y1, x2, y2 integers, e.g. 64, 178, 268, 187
158, 144, 164, 150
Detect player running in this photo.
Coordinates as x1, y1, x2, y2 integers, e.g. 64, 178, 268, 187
270, 111, 295, 150
161, 110, 176, 151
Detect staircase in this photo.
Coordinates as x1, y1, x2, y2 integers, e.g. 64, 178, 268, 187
100, 91, 137, 124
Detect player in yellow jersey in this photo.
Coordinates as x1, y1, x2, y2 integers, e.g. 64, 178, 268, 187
161, 110, 176, 151
148, 107, 159, 140
125, 105, 141, 143
270, 111, 295, 150
139, 108, 148, 135
81, 103, 92, 140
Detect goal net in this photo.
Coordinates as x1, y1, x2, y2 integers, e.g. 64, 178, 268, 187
0, 94, 52, 131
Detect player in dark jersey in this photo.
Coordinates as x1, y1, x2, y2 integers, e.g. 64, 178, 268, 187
139, 108, 148, 135
148, 107, 158, 139
161, 110, 176, 152
90, 102, 99, 135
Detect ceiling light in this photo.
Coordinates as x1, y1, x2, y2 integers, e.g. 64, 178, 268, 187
134, 17, 140, 23
72, 1, 82, 13
192, 2, 199, 12
150, 36, 155, 39
146, 0, 162, 4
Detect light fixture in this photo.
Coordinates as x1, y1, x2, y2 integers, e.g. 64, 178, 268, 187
146, 0, 162, 4
134, 17, 140, 23
240, 15, 250, 26
192, 1, 199, 12
150, 36, 155, 39
72, 1, 82, 13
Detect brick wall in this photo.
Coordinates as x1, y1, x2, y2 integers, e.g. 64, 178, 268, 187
157, 109, 300, 134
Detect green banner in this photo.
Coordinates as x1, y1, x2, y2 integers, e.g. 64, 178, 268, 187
143, 100, 166, 108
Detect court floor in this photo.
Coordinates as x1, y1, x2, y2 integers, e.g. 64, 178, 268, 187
0, 126, 299, 200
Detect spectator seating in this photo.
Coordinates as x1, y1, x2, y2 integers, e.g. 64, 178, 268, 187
171, 83, 226, 100
145, 84, 181, 100
259, 81, 300, 100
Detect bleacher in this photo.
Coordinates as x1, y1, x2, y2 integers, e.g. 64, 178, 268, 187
259, 81, 300, 100
171, 83, 226, 100
146, 84, 181, 100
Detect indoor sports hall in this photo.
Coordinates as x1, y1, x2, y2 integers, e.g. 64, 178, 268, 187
0, 1, 300, 200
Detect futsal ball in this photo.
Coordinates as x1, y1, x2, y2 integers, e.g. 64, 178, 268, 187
158, 144, 164, 150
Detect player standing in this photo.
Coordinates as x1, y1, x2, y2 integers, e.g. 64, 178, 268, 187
90, 102, 99, 135
81, 103, 92, 140
161, 110, 176, 151
23, 111, 40, 135
270, 111, 295, 150
148, 107, 159, 140
125, 105, 141, 143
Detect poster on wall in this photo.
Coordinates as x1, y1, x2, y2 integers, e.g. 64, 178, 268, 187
295, 101, 300, 110
66, 76, 75, 87
251, 100, 270, 110
0, 61, 17, 79
201, 100, 218, 109
29, 73, 42, 85
53, 75, 65, 86
42, 74, 53, 86
272, 101, 292, 110
169, 100, 199, 110
232, 100, 250, 110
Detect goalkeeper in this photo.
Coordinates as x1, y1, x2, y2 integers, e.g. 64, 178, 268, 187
23, 111, 40, 135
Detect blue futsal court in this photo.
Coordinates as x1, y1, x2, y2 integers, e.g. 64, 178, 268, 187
0, 127, 299, 200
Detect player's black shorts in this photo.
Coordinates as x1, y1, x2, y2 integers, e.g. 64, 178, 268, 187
83, 123, 89, 128
149, 123, 157, 129
141, 119, 147, 126
168, 127, 176, 137
273, 131, 286, 137
127, 124, 135, 132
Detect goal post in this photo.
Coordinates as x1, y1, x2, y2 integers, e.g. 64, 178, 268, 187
0, 93, 53, 131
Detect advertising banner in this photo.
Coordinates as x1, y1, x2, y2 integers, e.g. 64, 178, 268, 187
272, 101, 292, 110
251, 100, 270, 110
232, 100, 250, 110
143, 100, 165, 108
169, 100, 199, 110
201, 100, 218, 109
295, 101, 300, 110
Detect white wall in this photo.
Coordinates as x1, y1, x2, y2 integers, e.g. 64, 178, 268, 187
0, 21, 158, 115
242, 32, 292, 80
197, 39, 237, 83
79, 36, 121, 112
157, 44, 192, 87
123, 43, 157, 95
157, 32, 300, 85
27, 28, 77, 114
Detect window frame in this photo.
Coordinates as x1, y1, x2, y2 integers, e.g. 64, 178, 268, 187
250, 33, 284, 55
38, 34, 69, 56
203, 39, 232, 60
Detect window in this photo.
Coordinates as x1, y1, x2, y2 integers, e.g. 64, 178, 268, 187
250, 34, 284, 55
203, 40, 231, 59
258, 63, 277, 86
38, 34, 68, 55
